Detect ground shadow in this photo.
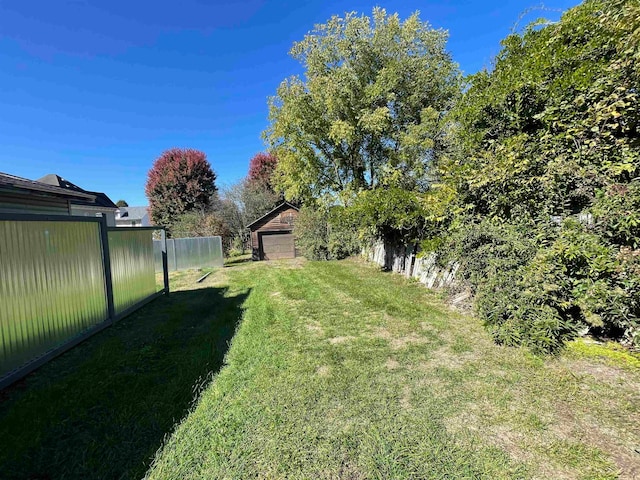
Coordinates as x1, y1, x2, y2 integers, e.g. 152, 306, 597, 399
224, 255, 252, 268
0, 285, 249, 480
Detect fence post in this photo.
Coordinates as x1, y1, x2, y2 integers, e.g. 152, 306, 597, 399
172, 239, 178, 271
161, 229, 170, 294
99, 217, 116, 322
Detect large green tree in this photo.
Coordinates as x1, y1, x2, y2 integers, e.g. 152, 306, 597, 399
265, 8, 460, 202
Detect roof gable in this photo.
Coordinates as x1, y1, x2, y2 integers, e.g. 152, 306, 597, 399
116, 206, 149, 221
0, 172, 95, 200
37, 173, 117, 209
247, 201, 299, 230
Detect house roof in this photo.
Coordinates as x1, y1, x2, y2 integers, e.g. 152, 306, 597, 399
116, 206, 149, 221
246, 201, 299, 230
0, 171, 95, 200
37, 174, 117, 209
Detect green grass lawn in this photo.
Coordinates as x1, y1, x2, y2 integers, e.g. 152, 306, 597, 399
146, 259, 640, 480
1, 258, 639, 479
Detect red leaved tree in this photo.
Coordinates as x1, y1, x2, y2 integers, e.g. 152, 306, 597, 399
145, 148, 217, 230
247, 152, 278, 190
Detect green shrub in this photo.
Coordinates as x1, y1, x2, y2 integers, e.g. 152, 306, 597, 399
294, 206, 361, 261
468, 219, 639, 352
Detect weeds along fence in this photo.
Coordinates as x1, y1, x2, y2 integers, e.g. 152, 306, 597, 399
152, 236, 224, 273
366, 241, 459, 288
0, 214, 170, 389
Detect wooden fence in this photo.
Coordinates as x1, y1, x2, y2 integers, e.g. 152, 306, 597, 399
366, 241, 459, 288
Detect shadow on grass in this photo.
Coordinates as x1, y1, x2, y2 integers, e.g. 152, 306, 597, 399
0, 285, 249, 480
224, 254, 252, 268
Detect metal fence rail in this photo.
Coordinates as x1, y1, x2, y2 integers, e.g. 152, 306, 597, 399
0, 215, 169, 389
154, 236, 223, 273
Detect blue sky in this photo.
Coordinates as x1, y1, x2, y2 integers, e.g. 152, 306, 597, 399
0, 0, 579, 206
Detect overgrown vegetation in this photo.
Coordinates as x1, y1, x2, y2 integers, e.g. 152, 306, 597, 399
267, 0, 640, 352
432, 0, 640, 352
293, 206, 360, 260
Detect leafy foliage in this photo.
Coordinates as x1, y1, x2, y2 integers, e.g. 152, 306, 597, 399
266, 0, 640, 352
115, 199, 128, 208
171, 210, 232, 249
221, 179, 280, 253
294, 206, 360, 260
434, 0, 640, 351
145, 148, 217, 233
247, 152, 278, 190
266, 8, 460, 202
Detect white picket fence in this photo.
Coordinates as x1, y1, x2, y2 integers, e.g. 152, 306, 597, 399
366, 241, 459, 289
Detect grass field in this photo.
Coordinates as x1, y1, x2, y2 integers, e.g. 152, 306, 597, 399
1, 257, 639, 479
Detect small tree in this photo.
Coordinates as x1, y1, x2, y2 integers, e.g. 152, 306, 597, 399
171, 210, 232, 244
220, 180, 280, 253
115, 199, 128, 208
145, 148, 217, 232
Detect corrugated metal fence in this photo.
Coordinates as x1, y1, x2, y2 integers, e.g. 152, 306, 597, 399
153, 236, 223, 273
109, 229, 157, 315
0, 215, 169, 389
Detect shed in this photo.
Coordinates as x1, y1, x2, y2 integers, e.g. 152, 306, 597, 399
247, 202, 300, 261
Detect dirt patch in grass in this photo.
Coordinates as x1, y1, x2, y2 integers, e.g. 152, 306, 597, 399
370, 326, 392, 340
385, 358, 400, 370
369, 326, 431, 350
390, 334, 430, 350
306, 322, 324, 335
329, 336, 356, 345
567, 359, 640, 390
400, 385, 412, 410
550, 401, 640, 479
316, 366, 331, 377
418, 346, 477, 371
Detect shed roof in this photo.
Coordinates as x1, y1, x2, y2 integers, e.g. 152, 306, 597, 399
246, 201, 299, 230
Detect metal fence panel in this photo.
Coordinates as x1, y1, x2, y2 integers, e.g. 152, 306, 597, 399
0, 220, 108, 379
174, 236, 223, 270
154, 236, 223, 272
108, 229, 156, 315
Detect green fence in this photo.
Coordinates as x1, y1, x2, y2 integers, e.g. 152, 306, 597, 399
108, 229, 157, 315
0, 215, 169, 389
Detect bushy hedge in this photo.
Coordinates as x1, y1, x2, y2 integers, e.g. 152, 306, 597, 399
294, 206, 361, 261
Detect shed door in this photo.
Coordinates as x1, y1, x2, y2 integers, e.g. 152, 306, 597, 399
261, 232, 295, 260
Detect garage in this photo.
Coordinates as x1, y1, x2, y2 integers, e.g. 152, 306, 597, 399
260, 232, 295, 260
247, 202, 300, 261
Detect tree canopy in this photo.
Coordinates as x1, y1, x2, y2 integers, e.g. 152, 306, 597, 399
267, 0, 640, 352
266, 8, 460, 202
247, 152, 278, 190
145, 148, 217, 231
